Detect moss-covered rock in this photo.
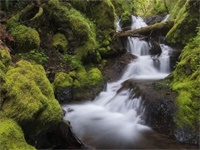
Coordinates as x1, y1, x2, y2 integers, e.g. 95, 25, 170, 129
9, 25, 40, 52
0, 49, 12, 108
53, 72, 73, 102
170, 27, 200, 144
73, 66, 104, 100
2, 60, 62, 135
0, 117, 35, 150
93, 0, 116, 29
53, 33, 68, 53
0, 49, 12, 72
44, 0, 101, 65
166, 0, 199, 46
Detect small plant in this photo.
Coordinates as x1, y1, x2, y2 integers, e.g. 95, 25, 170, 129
18, 50, 49, 65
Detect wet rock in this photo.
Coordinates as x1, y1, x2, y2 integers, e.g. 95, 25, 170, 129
29, 121, 88, 149
120, 15, 132, 31
118, 79, 177, 137
149, 39, 162, 56
55, 87, 73, 103
144, 15, 166, 25
102, 52, 136, 82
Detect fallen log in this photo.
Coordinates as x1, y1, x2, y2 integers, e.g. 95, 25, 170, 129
116, 20, 174, 37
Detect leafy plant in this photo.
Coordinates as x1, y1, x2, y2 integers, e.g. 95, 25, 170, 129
18, 50, 49, 65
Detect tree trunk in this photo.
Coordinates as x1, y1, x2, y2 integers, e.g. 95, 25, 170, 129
115, 20, 174, 38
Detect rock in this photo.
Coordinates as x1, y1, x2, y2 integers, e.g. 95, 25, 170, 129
1, 60, 63, 137
0, 117, 35, 150
149, 39, 162, 56
117, 79, 177, 137
144, 15, 166, 25
30, 120, 88, 149
102, 52, 136, 82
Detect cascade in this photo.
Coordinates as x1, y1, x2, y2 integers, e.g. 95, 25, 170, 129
62, 15, 173, 149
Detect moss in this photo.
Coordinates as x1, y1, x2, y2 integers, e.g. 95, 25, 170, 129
94, 0, 116, 29
17, 50, 49, 65
166, 0, 199, 46
6, 4, 34, 29
87, 68, 103, 86
44, 0, 101, 64
53, 72, 73, 90
53, 33, 68, 53
9, 25, 40, 52
30, 7, 44, 21
0, 49, 12, 72
73, 66, 104, 99
0, 117, 35, 150
171, 27, 200, 130
169, 0, 187, 20
2, 60, 62, 134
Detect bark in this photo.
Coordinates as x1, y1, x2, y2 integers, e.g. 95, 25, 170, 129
115, 20, 174, 38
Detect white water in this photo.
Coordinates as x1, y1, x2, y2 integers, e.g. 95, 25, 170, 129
162, 14, 170, 22
62, 15, 173, 149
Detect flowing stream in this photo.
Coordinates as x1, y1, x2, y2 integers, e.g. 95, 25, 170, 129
62, 16, 174, 149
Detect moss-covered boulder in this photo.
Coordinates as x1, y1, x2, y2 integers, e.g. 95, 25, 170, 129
166, 0, 199, 46
53, 33, 68, 54
0, 49, 12, 72
44, 0, 101, 64
170, 28, 200, 144
1, 60, 62, 135
53, 72, 73, 102
0, 117, 35, 150
0, 49, 12, 107
9, 25, 40, 52
73, 66, 104, 100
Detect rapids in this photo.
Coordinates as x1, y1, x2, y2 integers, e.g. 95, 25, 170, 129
62, 15, 174, 149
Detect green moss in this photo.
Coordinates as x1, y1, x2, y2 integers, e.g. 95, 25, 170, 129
171, 27, 200, 130
44, 0, 101, 64
6, 4, 34, 29
87, 68, 103, 86
53, 72, 73, 90
94, 0, 116, 29
9, 25, 40, 52
18, 50, 49, 65
53, 33, 68, 53
73, 66, 104, 99
169, 0, 187, 20
30, 7, 44, 21
0, 49, 12, 72
166, 0, 199, 46
0, 117, 35, 150
2, 60, 62, 134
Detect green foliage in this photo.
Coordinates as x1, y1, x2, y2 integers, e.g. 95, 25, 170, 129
0, 0, 19, 11
0, 117, 35, 150
2, 60, 62, 133
18, 50, 49, 65
171, 27, 200, 130
111, 0, 134, 16
169, 0, 187, 20
166, 0, 199, 46
9, 25, 40, 52
53, 72, 73, 90
121, 11, 131, 23
53, 33, 68, 53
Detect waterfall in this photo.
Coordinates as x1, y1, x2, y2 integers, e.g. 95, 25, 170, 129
62, 15, 173, 149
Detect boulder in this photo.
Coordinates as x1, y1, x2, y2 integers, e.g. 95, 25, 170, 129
0, 117, 35, 150
1, 60, 63, 137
